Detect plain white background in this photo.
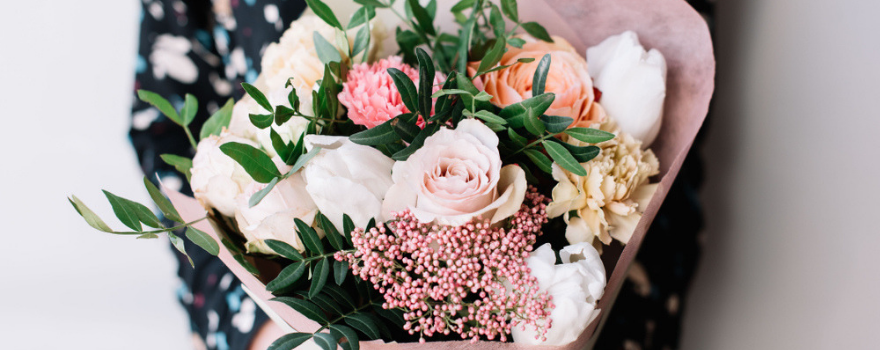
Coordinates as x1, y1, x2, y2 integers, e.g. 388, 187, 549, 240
0, 0, 878, 349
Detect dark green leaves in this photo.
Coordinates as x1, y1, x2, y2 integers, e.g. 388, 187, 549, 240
451, 0, 475, 12
314, 31, 343, 64
143, 176, 182, 223
416, 48, 435, 118
68, 195, 113, 232
524, 149, 553, 174
219, 142, 281, 183
501, 0, 518, 22
522, 21, 553, 42
313, 333, 338, 350
268, 333, 313, 350
309, 257, 330, 298
564, 127, 616, 144
267, 261, 307, 292
543, 141, 587, 176
333, 259, 349, 286
137, 90, 181, 125
317, 213, 345, 251
499, 93, 555, 130
102, 190, 160, 232
330, 325, 359, 350
563, 143, 601, 162
523, 107, 546, 136
200, 98, 234, 140
241, 82, 273, 112
541, 115, 574, 133
349, 118, 398, 145
181, 94, 198, 126
274, 297, 328, 323
305, 0, 343, 29
407, 0, 435, 35
265, 239, 305, 261
249, 113, 274, 129
296, 218, 324, 255
532, 54, 551, 96
387, 68, 418, 114
345, 313, 381, 340
185, 227, 219, 256
477, 36, 507, 75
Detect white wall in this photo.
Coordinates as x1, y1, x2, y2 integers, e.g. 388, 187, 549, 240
681, 0, 880, 349
0, 1, 189, 348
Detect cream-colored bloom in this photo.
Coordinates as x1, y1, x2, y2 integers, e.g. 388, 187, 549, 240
234, 172, 319, 255
547, 119, 660, 246
587, 31, 667, 146
190, 131, 258, 217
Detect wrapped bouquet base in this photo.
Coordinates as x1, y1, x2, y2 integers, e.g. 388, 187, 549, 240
163, 0, 715, 348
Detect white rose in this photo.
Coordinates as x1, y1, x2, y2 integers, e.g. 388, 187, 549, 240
512, 243, 606, 346
302, 135, 394, 230
587, 31, 667, 146
190, 131, 258, 217
234, 172, 319, 254
382, 119, 527, 227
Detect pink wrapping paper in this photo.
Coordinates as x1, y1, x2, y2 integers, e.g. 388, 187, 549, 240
168, 0, 714, 348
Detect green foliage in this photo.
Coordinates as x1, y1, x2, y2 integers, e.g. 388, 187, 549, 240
185, 227, 220, 256
543, 140, 587, 176
522, 21, 553, 42
314, 31, 343, 64
305, 0, 343, 29
219, 142, 281, 183
241, 82, 273, 113
200, 99, 234, 140
267, 333, 313, 350
159, 154, 193, 182
565, 127, 616, 143
532, 54, 551, 96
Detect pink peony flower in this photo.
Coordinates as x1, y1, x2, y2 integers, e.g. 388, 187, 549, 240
338, 56, 444, 129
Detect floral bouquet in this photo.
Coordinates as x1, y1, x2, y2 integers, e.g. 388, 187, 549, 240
69, 0, 713, 348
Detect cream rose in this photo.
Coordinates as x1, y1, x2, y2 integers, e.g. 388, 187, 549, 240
548, 119, 660, 246
382, 119, 527, 226
302, 135, 394, 230
587, 31, 667, 146
234, 172, 319, 254
478, 35, 606, 128
190, 131, 258, 217
512, 242, 605, 346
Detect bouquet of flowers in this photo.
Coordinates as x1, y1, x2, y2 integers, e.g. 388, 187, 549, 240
69, 0, 713, 348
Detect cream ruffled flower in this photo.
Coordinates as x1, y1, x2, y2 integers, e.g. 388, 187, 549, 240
546, 119, 660, 246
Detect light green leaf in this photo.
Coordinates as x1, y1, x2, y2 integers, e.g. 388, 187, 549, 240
499, 92, 555, 128
186, 227, 220, 256
451, 0, 475, 12
249, 177, 279, 208
351, 22, 371, 57
200, 98, 234, 140
470, 110, 506, 125
267, 333, 313, 350
169, 232, 194, 267
543, 141, 587, 176
564, 127, 616, 144
266, 261, 307, 292
522, 21, 553, 42
309, 257, 330, 298
295, 218, 324, 254
68, 195, 113, 232
532, 53, 551, 96
181, 94, 198, 126
501, 0, 518, 22
354, 0, 388, 7
241, 82, 273, 112
219, 142, 281, 183
431, 89, 472, 98
508, 37, 526, 48
478, 36, 507, 75
137, 90, 181, 125
285, 146, 322, 177
314, 31, 342, 64
137, 232, 159, 239
305, 0, 343, 29
347, 5, 376, 29
160, 154, 193, 182
474, 91, 493, 101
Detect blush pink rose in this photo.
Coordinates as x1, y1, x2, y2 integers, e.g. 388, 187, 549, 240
381, 119, 528, 227
338, 56, 444, 129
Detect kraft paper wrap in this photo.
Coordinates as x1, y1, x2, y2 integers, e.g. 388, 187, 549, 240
167, 0, 714, 348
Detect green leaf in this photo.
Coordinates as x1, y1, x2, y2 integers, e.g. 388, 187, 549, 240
543, 141, 587, 176
542, 115, 574, 133
345, 313, 381, 340
478, 37, 507, 75
274, 297, 328, 323
241, 83, 273, 112
305, 0, 343, 29
451, 0, 475, 12
470, 110, 506, 124
506, 128, 528, 148
522, 21, 553, 42
532, 54, 551, 96
265, 239, 305, 261
333, 259, 349, 285
313, 333, 338, 350
68, 195, 113, 232
233, 253, 260, 275
102, 190, 143, 231
267, 261, 307, 292
354, 0, 388, 7
270, 129, 292, 162
274, 105, 296, 126
373, 306, 406, 327
295, 218, 324, 254
499, 93, 555, 128
349, 118, 399, 145
286, 146, 321, 177
160, 154, 193, 182
317, 213, 345, 250
416, 48, 435, 118
137, 232, 159, 239
248, 177, 279, 208
564, 127, 616, 144
407, 0, 435, 35
309, 293, 345, 315
457, 16, 476, 74
524, 149, 553, 174
342, 214, 355, 246
268, 333, 313, 350
431, 88, 471, 98
322, 284, 357, 310
489, 4, 505, 37
508, 37, 526, 48
392, 122, 439, 161
387, 68, 418, 114
186, 227, 220, 256
169, 232, 194, 267
393, 117, 421, 143
219, 142, 281, 183
562, 143, 601, 162
143, 176, 183, 223
524, 109, 546, 136
200, 98, 234, 140
351, 22, 371, 57
330, 325, 360, 350
347, 5, 375, 29
137, 90, 181, 125
426, 0, 437, 19
501, 0, 518, 22
181, 94, 198, 126
309, 258, 331, 298
314, 31, 342, 64
249, 113, 274, 129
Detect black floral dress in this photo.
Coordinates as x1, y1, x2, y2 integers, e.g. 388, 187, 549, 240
129, 1, 714, 349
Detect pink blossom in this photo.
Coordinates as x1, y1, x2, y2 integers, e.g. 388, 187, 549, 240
338, 56, 444, 129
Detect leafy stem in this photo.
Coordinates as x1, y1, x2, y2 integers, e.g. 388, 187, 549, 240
503, 132, 558, 160
109, 216, 209, 235
315, 299, 382, 333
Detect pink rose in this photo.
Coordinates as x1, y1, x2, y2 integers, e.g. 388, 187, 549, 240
338, 56, 444, 129
382, 119, 528, 226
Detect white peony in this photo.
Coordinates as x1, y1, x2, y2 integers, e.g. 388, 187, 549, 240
382, 119, 527, 227
302, 135, 394, 230
512, 243, 606, 346
587, 31, 667, 146
234, 172, 319, 254
190, 131, 258, 217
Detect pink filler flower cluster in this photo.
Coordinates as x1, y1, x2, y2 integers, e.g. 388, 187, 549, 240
336, 187, 553, 342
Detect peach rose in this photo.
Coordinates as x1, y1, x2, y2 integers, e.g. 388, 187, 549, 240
477, 35, 605, 128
